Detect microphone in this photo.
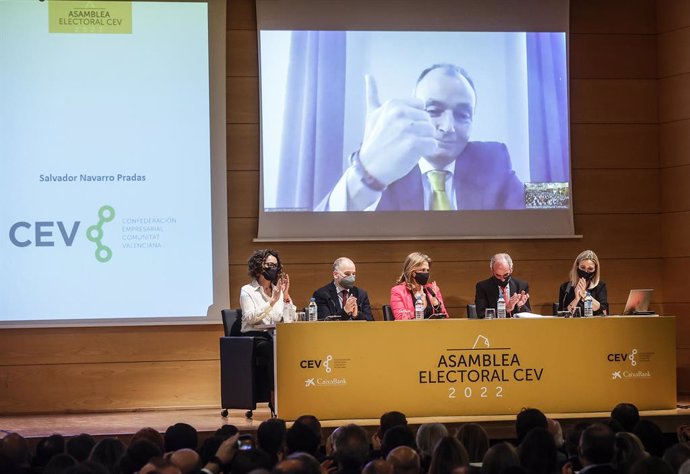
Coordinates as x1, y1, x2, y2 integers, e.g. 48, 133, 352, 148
426, 286, 436, 298
561, 282, 572, 312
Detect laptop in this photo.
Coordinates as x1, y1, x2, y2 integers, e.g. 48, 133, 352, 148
622, 289, 654, 315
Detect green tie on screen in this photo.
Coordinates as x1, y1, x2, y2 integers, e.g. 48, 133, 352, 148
427, 170, 451, 211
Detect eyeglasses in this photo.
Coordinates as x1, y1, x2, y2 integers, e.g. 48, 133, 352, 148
263, 263, 278, 269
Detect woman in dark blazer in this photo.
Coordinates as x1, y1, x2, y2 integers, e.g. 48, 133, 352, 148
558, 249, 608, 316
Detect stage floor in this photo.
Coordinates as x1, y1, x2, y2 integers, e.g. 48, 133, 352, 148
2, 398, 690, 442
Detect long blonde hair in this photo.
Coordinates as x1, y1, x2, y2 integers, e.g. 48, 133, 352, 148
397, 252, 432, 289
569, 249, 601, 288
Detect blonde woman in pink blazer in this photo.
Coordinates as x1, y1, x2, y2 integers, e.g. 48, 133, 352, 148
390, 252, 448, 320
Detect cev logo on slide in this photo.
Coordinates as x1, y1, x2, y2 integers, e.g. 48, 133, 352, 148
86, 205, 115, 263
606, 348, 638, 366
299, 355, 333, 373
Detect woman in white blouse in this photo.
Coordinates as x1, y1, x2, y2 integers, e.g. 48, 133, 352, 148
238, 249, 295, 414
239, 248, 296, 332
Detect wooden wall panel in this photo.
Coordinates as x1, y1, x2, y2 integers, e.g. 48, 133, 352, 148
570, 79, 658, 124
227, 170, 259, 218
661, 167, 690, 213
571, 124, 658, 169
0, 361, 220, 415
661, 212, 690, 257
227, 0, 256, 31
660, 120, 690, 168
227, 124, 259, 170
570, 34, 657, 79
658, 27, 690, 78
227, 77, 259, 123
227, 29, 258, 77
571, 0, 656, 34
0, 325, 222, 367
659, 74, 690, 123
661, 257, 690, 302
657, 0, 690, 34
571, 169, 659, 214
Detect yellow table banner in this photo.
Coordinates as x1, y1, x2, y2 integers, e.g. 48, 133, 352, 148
275, 317, 676, 420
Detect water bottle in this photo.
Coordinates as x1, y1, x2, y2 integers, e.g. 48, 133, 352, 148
414, 296, 424, 320
308, 297, 318, 321
497, 291, 506, 318
584, 291, 593, 317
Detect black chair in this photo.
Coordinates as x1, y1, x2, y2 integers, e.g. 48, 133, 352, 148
552, 302, 559, 315
466, 304, 478, 319
219, 309, 271, 419
382, 304, 394, 321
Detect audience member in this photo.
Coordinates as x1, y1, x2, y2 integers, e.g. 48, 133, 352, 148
33, 434, 66, 469
2, 432, 31, 473
417, 423, 449, 473
170, 448, 201, 474
66, 434, 96, 463
634, 421, 667, 458
578, 424, 616, 474
680, 459, 690, 474
88, 438, 126, 474
387, 446, 421, 474
334, 424, 370, 474
273, 452, 322, 474
628, 457, 674, 474
518, 428, 557, 474
230, 449, 274, 474
611, 404, 641, 433
258, 419, 288, 466
381, 426, 417, 460
428, 437, 468, 474
456, 424, 489, 464
364, 459, 395, 474
662, 443, 690, 473
43, 453, 77, 474
614, 432, 648, 474
564, 423, 591, 472
164, 423, 198, 452
118, 439, 163, 474
286, 422, 321, 458
131, 428, 165, 452
138, 456, 182, 474
515, 408, 548, 445
481, 442, 520, 474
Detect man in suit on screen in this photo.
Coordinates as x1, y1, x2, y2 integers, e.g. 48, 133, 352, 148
317, 63, 525, 211
475, 253, 530, 318
312, 257, 373, 320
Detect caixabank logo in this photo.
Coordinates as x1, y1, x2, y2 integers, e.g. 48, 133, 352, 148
299, 354, 350, 388
607, 348, 654, 380
8, 205, 115, 263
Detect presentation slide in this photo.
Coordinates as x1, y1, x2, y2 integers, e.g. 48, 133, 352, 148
0, 1, 215, 322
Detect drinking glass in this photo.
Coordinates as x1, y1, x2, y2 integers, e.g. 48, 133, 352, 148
571, 307, 582, 318
485, 308, 496, 320
296, 311, 307, 322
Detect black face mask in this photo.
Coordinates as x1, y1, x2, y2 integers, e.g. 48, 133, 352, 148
577, 268, 595, 281
493, 275, 511, 288
414, 272, 430, 285
262, 267, 279, 284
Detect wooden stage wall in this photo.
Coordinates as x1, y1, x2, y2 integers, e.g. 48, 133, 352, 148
1, 0, 689, 415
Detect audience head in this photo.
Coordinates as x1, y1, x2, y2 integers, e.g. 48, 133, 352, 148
131, 427, 165, 451
258, 419, 288, 464
416, 423, 449, 459
663, 443, 690, 473
89, 437, 126, 474
518, 428, 557, 474
43, 453, 77, 474
34, 434, 65, 467
273, 452, 321, 474
138, 456, 182, 474
119, 439, 163, 474
634, 420, 666, 458
64, 461, 111, 474
579, 423, 615, 467
164, 423, 198, 452
66, 433, 96, 462
230, 448, 274, 474
515, 408, 548, 444
381, 425, 417, 459
428, 436, 468, 474
456, 423, 489, 463
614, 432, 648, 474
215, 424, 240, 439
397, 253, 432, 289
387, 446, 421, 474
170, 448, 200, 474
611, 403, 640, 433
481, 442, 520, 474
629, 457, 674, 474
248, 249, 283, 283
680, 459, 690, 474
380, 411, 409, 436
334, 424, 370, 472
286, 421, 320, 456
569, 249, 601, 288
364, 459, 395, 474
294, 415, 322, 444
